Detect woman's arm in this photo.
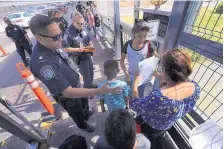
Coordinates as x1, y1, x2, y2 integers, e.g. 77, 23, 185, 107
132, 75, 140, 98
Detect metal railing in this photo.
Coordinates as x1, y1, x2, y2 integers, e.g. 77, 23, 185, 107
184, 1, 223, 44
118, 1, 223, 148
176, 0, 223, 131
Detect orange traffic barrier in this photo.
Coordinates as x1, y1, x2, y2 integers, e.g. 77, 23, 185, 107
16, 62, 55, 115
0, 45, 7, 56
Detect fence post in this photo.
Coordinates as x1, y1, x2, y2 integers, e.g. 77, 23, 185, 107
162, 1, 189, 51
113, 1, 121, 60
100, 16, 106, 40
134, 0, 140, 24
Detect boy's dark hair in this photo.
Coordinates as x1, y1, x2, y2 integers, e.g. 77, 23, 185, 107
104, 109, 136, 149
132, 19, 150, 35
58, 134, 87, 149
103, 60, 119, 79
29, 15, 54, 35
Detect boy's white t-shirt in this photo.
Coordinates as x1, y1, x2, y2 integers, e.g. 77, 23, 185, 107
122, 40, 156, 82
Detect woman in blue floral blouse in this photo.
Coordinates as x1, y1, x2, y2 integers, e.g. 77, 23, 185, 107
130, 49, 200, 149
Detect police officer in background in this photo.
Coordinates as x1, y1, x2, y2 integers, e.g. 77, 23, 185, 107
53, 11, 68, 33
63, 12, 95, 89
29, 15, 121, 132
4, 17, 32, 66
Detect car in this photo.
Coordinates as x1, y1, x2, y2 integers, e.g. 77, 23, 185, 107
8, 12, 32, 28
34, 5, 47, 14
42, 7, 58, 16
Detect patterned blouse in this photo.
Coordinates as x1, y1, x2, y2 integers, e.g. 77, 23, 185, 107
130, 80, 200, 130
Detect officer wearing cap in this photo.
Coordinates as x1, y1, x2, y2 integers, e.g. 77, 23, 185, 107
29, 15, 121, 132
3, 17, 32, 66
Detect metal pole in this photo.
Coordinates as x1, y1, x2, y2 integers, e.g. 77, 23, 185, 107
162, 1, 189, 51
113, 1, 121, 60
100, 16, 106, 40
0, 95, 46, 139
134, 0, 140, 24
0, 109, 44, 144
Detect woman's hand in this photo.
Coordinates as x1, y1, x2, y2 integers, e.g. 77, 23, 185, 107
133, 75, 140, 88
153, 71, 161, 77
132, 75, 140, 98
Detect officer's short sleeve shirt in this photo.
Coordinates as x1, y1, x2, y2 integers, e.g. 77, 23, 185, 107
62, 25, 91, 48
30, 42, 80, 97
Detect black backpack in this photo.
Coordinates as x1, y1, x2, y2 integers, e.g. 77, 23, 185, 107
94, 15, 100, 27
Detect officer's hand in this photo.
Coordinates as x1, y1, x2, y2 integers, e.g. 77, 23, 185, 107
78, 48, 84, 52
99, 82, 122, 94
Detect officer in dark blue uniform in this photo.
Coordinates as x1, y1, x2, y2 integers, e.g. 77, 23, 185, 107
3, 17, 32, 66
29, 15, 121, 132
63, 12, 94, 89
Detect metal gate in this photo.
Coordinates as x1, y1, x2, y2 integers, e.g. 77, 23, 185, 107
170, 0, 223, 133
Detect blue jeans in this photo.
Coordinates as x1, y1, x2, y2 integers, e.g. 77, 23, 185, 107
138, 84, 146, 98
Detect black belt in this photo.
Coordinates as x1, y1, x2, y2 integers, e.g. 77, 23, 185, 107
16, 38, 26, 43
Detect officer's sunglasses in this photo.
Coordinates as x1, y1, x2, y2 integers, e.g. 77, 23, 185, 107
75, 21, 85, 26
39, 33, 62, 41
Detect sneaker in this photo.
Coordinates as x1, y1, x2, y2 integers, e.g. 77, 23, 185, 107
83, 124, 95, 132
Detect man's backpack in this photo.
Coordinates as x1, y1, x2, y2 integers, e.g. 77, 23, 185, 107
94, 15, 100, 27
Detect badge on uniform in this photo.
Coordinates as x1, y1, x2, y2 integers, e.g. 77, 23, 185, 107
40, 65, 55, 80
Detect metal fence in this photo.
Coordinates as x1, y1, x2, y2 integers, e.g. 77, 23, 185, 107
176, 1, 223, 131
184, 1, 223, 44
118, 0, 223, 137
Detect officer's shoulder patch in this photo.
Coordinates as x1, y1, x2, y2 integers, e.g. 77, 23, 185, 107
40, 65, 55, 80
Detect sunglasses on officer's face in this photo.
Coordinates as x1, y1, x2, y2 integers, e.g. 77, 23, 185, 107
75, 21, 85, 25
39, 33, 62, 41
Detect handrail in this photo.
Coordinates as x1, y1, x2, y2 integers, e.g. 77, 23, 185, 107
120, 21, 132, 37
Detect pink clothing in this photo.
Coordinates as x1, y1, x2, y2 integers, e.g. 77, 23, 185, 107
87, 12, 95, 27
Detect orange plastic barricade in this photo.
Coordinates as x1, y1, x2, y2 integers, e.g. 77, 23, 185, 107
0, 45, 7, 56
16, 62, 55, 115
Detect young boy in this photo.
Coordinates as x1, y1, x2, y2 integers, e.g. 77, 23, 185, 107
98, 60, 129, 112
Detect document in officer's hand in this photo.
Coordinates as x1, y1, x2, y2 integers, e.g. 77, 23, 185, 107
83, 46, 96, 52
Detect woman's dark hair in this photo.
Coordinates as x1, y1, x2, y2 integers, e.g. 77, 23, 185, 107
132, 19, 150, 35
58, 134, 87, 149
104, 109, 136, 149
161, 49, 192, 83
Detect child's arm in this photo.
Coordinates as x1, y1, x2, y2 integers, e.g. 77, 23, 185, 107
125, 96, 130, 109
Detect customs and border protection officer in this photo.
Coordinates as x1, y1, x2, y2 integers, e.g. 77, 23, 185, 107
3, 17, 32, 66
62, 12, 96, 118
29, 15, 121, 132
63, 12, 95, 89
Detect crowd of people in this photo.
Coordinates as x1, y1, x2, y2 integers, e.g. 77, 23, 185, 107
3, 1, 201, 149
